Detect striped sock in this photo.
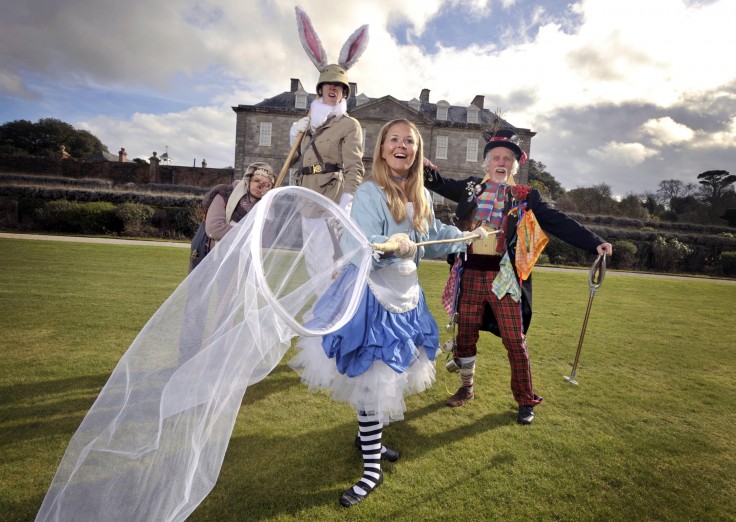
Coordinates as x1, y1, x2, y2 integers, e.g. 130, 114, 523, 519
352, 411, 383, 496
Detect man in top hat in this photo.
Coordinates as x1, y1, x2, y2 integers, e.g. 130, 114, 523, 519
424, 129, 613, 424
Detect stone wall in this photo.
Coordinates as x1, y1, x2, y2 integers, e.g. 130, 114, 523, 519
0, 154, 235, 188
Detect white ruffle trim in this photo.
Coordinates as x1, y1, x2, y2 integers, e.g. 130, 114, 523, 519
288, 337, 437, 425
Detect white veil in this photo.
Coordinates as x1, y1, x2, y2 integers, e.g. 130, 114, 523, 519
36, 186, 373, 522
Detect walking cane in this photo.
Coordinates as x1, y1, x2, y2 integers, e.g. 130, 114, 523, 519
564, 253, 606, 385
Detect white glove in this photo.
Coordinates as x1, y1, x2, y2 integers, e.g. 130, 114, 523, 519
294, 116, 310, 134
463, 226, 490, 244
388, 233, 417, 258
339, 193, 353, 213
289, 117, 310, 146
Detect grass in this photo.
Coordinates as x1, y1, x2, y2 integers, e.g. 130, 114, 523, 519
1, 237, 735, 521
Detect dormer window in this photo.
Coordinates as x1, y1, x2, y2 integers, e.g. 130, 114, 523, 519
295, 89, 308, 109
467, 106, 479, 124
436, 100, 449, 121
356, 93, 369, 107
408, 98, 420, 111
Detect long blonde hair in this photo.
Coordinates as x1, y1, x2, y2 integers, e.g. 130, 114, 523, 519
370, 119, 432, 233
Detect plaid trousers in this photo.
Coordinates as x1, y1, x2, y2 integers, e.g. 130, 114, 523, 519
455, 268, 542, 407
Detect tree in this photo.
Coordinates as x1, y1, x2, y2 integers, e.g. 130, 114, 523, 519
566, 183, 616, 215
656, 179, 697, 208
617, 193, 649, 219
643, 192, 665, 216
0, 118, 108, 158
527, 159, 565, 200
697, 170, 736, 204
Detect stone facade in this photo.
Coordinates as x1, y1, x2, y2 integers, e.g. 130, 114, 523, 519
232, 80, 536, 199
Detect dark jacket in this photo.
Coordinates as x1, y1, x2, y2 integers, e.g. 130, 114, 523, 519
424, 166, 604, 337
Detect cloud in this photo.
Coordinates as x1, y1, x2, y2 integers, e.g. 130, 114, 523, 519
0, 71, 39, 99
640, 117, 695, 146
587, 141, 660, 166
81, 105, 235, 168
1, 0, 735, 197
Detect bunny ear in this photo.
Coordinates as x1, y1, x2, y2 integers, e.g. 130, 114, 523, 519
338, 24, 369, 70
295, 6, 328, 71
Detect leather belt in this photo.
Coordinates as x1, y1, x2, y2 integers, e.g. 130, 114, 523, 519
301, 163, 341, 175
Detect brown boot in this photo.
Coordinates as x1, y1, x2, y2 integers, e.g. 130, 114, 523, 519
445, 386, 474, 407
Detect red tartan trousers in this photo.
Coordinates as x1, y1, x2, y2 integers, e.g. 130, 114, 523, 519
455, 268, 542, 407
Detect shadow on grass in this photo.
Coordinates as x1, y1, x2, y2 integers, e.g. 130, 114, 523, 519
0, 374, 109, 446
192, 379, 516, 519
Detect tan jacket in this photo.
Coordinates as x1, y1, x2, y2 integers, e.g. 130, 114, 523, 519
297, 114, 364, 203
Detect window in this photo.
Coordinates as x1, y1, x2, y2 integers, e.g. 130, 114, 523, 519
408, 98, 420, 111
259, 122, 272, 147
356, 93, 369, 107
436, 136, 448, 160
295, 94, 307, 109
466, 138, 478, 162
467, 107, 479, 124
436, 100, 449, 121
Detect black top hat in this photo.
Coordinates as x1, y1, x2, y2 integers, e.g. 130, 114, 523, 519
482, 128, 527, 164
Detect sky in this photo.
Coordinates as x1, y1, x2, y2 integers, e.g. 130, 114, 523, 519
1, 0, 735, 197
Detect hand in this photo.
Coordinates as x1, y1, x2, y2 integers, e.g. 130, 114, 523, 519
339, 193, 353, 213
388, 233, 417, 258
463, 226, 490, 244
423, 157, 437, 170
597, 242, 613, 256
294, 116, 310, 134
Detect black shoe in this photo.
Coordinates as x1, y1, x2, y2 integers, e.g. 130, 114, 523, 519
354, 436, 401, 462
517, 405, 535, 425
339, 472, 383, 508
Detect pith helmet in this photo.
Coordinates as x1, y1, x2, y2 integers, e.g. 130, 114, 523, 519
317, 64, 350, 98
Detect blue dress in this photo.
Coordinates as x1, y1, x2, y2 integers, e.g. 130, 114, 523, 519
288, 181, 466, 423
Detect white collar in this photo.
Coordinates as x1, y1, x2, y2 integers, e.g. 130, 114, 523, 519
309, 98, 347, 130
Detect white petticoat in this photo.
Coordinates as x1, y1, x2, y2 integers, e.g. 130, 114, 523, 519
288, 336, 437, 425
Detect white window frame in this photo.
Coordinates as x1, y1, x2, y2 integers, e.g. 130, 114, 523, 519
295, 94, 307, 109
259, 122, 272, 147
437, 104, 449, 121
436, 136, 448, 160
467, 107, 479, 124
466, 138, 478, 162
408, 98, 420, 111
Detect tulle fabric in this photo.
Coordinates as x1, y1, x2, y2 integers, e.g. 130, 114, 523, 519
36, 187, 372, 522
288, 262, 440, 425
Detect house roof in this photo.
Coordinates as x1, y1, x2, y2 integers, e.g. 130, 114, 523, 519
239, 84, 528, 133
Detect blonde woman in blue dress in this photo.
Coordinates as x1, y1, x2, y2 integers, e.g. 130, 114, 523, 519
289, 119, 488, 507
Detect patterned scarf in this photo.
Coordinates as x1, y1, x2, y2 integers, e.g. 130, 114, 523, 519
473, 182, 506, 230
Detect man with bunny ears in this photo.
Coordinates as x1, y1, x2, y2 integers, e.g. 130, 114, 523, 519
290, 6, 367, 214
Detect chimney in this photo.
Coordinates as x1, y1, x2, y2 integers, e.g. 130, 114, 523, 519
471, 95, 485, 109
290, 78, 303, 92
349, 82, 357, 96
420, 88, 430, 103
201, 159, 207, 168
118, 147, 127, 162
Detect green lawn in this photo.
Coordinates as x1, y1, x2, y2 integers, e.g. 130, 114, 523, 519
1, 238, 734, 521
